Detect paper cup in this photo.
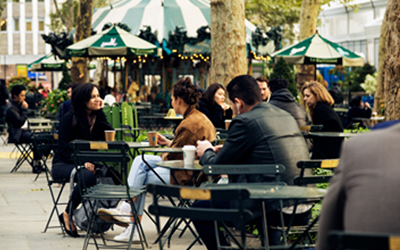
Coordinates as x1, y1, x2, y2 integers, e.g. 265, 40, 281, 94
182, 145, 196, 168
225, 119, 232, 130
147, 131, 158, 146
104, 130, 116, 142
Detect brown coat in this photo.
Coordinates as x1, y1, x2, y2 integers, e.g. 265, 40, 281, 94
162, 105, 216, 185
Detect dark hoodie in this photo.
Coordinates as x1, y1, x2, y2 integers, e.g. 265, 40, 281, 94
269, 88, 310, 127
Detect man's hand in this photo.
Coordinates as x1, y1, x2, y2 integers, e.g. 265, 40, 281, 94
158, 134, 172, 147
21, 101, 28, 109
364, 102, 371, 109
196, 140, 213, 158
213, 145, 223, 153
85, 162, 95, 174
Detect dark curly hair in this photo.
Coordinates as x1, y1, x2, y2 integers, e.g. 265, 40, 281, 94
172, 77, 200, 105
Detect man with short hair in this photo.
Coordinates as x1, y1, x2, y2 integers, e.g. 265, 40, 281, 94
5, 85, 41, 173
256, 76, 270, 102
268, 78, 310, 127
195, 75, 311, 248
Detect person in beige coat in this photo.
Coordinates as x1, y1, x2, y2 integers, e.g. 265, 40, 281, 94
317, 123, 400, 250
99, 77, 216, 242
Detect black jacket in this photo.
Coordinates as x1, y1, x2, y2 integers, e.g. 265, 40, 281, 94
53, 109, 113, 165
269, 89, 310, 127
344, 106, 372, 128
5, 100, 28, 143
197, 99, 232, 129
311, 102, 344, 159
200, 102, 310, 215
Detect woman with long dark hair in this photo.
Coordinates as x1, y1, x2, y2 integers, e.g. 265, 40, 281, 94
52, 83, 115, 237
197, 83, 232, 129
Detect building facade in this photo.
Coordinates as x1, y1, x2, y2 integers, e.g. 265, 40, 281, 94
0, 0, 52, 80
318, 0, 387, 68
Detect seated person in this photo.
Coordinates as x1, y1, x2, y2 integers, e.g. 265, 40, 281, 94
197, 83, 232, 129
344, 95, 372, 128
52, 83, 118, 238
301, 81, 344, 159
5, 85, 42, 173
194, 75, 311, 248
268, 78, 312, 150
55, 83, 77, 130
101, 77, 217, 242
317, 123, 400, 250
256, 76, 271, 102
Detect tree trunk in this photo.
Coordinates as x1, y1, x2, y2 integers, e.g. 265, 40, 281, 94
298, 0, 320, 40
71, 0, 93, 84
297, 0, 320, 90
0, 0, 5, 72
373, 3, 389, 114
209, 0, 247, 86
383, 0, 400, 120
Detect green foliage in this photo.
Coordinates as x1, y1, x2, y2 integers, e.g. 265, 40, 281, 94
42, 89, 68, 114
329, 64, 376, 92
360, 73, 377, 95
49, 0, 78, 33
270, 57, 297, 98
8, 76, 31, 91
58, 62, 72, 90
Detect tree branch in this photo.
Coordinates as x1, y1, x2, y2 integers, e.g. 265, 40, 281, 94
52, 0, 68, 30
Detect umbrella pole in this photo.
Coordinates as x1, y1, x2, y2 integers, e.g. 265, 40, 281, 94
125, 59, 129, 94
162, 59, 165, 99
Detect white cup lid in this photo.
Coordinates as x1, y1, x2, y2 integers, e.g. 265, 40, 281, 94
183, 145, 196, 150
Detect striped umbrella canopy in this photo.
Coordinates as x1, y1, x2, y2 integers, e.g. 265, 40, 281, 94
271, 33, 364, 66
28, 53, 66, 71
92, 0, 256, 45
67, 25, 158, 58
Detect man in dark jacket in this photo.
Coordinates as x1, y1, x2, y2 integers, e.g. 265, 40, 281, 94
5, 85, 41, 173
194, 75, 311, 249
0, 79, 8, 129
268, 78, 312, 150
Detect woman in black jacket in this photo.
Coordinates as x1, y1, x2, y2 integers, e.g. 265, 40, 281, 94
301, 81, 344, 159
197, 83, 232, 129
52, 83, 114, 237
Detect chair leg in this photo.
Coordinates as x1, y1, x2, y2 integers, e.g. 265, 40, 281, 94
43, 182, 67, 236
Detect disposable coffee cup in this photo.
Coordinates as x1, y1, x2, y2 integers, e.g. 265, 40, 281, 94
183, 145, 196, 168
225, 119, 232, 130
147, 131, 158, 146
105, 130, 116, 142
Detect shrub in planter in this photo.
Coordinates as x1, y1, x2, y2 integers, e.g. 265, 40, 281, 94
42, 89, 68, 114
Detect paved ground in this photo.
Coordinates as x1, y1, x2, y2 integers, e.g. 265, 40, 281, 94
0, 143, 205, 250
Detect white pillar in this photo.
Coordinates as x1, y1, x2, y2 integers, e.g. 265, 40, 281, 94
7, 1, 13, 55
20, 0, 26, 55
32, 0, 38, 55
44, 0, 51, 53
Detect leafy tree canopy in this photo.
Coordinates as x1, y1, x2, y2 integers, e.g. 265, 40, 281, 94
245, 0, 356, 44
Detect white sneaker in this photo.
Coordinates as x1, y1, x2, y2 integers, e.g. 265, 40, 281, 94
114, 226, 140, 243
97, 208, 131, 227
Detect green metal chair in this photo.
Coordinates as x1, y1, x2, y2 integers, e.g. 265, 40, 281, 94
148, 184, 253, 250
328, 230, 400, 250
69, 140, 147, 250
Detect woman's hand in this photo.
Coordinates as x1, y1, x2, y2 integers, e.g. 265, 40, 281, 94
157, 134, 172, 147
220, 103, 231, 111
85, 162, 96, 174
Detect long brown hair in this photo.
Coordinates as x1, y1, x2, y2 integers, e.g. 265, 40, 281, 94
301, 81, 334, 121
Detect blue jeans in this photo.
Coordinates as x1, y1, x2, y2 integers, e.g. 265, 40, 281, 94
127, 155, 170, 215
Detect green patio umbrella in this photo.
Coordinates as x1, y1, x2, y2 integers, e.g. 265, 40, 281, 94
271, 33, 364, 67
66, 25, 158, 58
28, 53, 66, 71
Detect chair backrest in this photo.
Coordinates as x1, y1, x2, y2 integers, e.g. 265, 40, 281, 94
103, 104, 112, 125
28, 118, 52, 131
294, 159, 339, 186
121, 102, 135, 142
69, 140, 131, 187
202, 164, 285, 183
328, 230, 399, 250
147, 184, 253, 249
